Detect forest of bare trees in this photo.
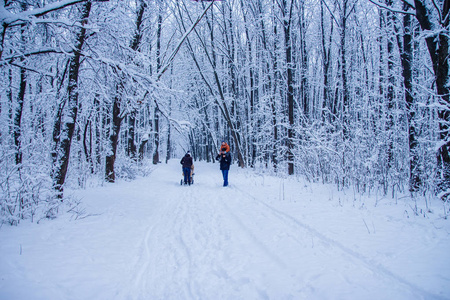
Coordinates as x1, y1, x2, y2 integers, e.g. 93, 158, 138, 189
1, 0, 448, 224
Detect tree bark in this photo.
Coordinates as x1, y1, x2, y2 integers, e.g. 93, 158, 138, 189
397, 6, 420, 191
14, 65, 26, 166
282, 0, 295, 175
414, 0, 450, 194
320, 0, 333, 123
83, 119, 94, 173
105, 95, 123, 182
52, 1, 91, 198
127, 0, 146, 160
298, 1, 309, 119
127, 112, 137, 159
239, 0, 257, 167
340, 0, 350, 141
153, 3, 162, 165
386, 0, 395, 169
12, 3, 28, 167
152, 107, 160, 164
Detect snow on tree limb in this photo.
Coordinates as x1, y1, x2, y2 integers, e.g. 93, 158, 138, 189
157, 1, 214, 80
368, 0, 417, 16
1, 0, 108, 26
0, 0, 107, 61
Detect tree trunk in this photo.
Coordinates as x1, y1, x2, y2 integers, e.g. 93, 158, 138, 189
340, 0, 350, 141
153, 4, 163, 165
320, 1, 333, 123
266, 4, 279, 170
139, 138, 149, 161
127, 0, 146, 160
386, 1, 395, 169
14, 65, 26, 166
240, 0, 257, 167
166, 80, 172, 164
52, 1, 92, 198
397, 6, 420, 191
165, 122, 171, 163
298, 1, 309, 119
282, 0, 295, 175
83, 119, 94, 173
127, 112, 137, 159
105, 95, 123, 182
152, 107, 160, 164
94, 96, 102, 168
414, 0, 450, 194
13, 3, 28, 167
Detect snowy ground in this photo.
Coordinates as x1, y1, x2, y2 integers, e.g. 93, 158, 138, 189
1, 160, 450, 300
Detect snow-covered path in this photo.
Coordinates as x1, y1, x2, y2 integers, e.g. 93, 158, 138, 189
1, 161, 449, 300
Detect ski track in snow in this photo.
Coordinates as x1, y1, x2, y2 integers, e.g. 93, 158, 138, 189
232, 186, 446, 300
1, 160, 449, 300
116, 161, 445, 300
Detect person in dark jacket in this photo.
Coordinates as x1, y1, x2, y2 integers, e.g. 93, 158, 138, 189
216, 147, 232, 186
180, 151, 193, 185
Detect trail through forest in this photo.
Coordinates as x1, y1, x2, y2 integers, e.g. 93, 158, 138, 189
1, 161, 449, 300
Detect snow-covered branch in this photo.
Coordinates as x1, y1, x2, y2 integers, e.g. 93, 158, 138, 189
367, 0, 417, 16
2, 0, 109, 24
1, 0, 82, 26
157, 0, 214, 80
0, 48, 69, 64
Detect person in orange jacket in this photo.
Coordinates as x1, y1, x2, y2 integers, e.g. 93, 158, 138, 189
216, 142, 231, 186
219, 141, 230, 154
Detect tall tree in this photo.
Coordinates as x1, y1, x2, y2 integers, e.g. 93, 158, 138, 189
105, 0, 147, 182
413, 0, 450, 196
396, 3, 420, 191
339, 0, 351, 141
280, 0, 295, 175
320, 0, 334, 124
297, 0, 309, 120
105, 87, 124, 183
13, 3, 27, 167
153, 0, 163, 165
52, 1, 92, 197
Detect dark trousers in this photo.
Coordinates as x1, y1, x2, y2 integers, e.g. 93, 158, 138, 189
222, 170, 229, 186
183, 167, 191, 184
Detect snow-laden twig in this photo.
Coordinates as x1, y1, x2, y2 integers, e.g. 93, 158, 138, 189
1, 48, 68, 64
2, 0, 84, 26
157, 1, 214, 80
367, 0, 416, 16
318, 0, 341, 28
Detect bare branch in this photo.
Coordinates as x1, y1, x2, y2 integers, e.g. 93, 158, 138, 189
1, 48, 68, 62
8, 62, 55, 76
157, 0, 215, 80
431, 0, 443, 24
2, 0, 109, 26
367, 0, 417, 16
401, 0, 416, 10
319, 0, 341, 28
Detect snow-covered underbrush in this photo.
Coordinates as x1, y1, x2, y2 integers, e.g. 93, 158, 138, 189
0, 146, 160, 225
0, 155, 54, 225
